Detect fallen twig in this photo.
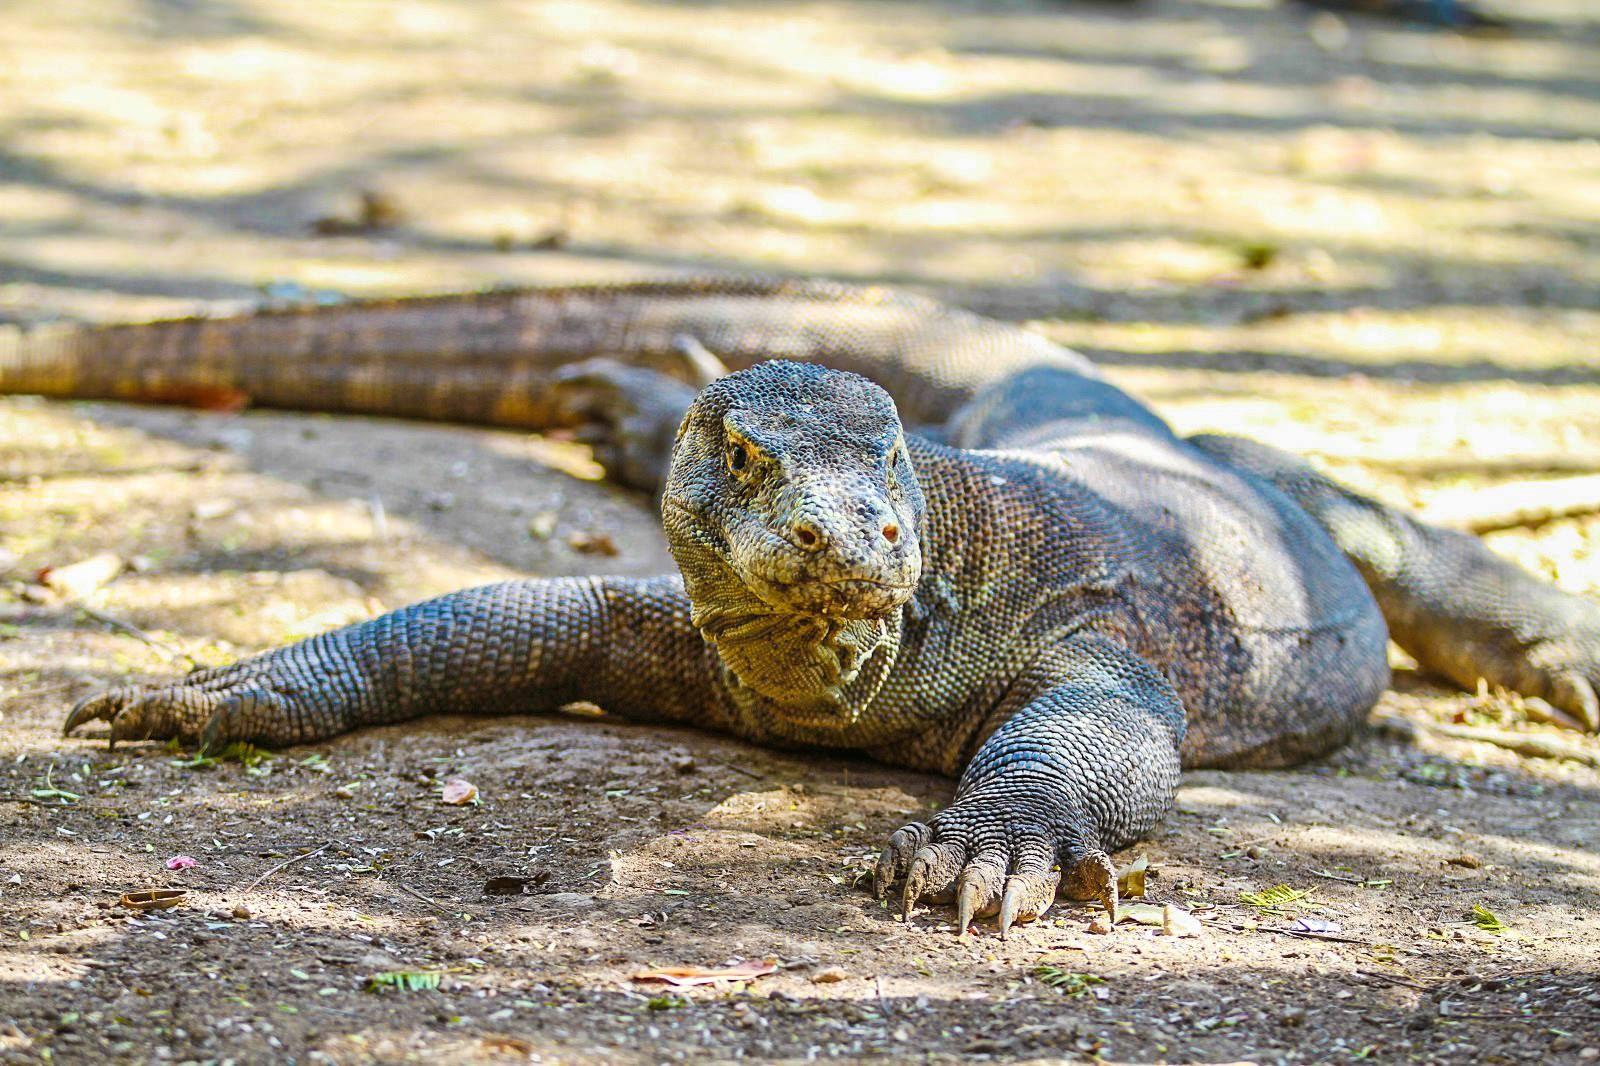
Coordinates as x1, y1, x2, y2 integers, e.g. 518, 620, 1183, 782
78, 605, 192, 667
242, 841, 335, 891
1205, 919, 1369, 945
399, 882, 458, 915
710, 757, 768, 782
1378, 712, 1600, 767
1356, 969, 1430, 990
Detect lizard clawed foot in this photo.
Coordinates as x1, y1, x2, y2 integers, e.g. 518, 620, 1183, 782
65, 680, 231, 748
1484, 635, 1600, 733
548, 359, 699, 494
64, 658, 332, 749
873, 803, 1083, 938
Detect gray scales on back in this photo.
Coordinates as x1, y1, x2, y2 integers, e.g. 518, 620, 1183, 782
10, 279, 1597, 935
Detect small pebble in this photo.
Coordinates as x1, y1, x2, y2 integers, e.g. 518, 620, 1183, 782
232, 905, 252, 920
811, 967, 848, 984
1087, 915, 1113, 935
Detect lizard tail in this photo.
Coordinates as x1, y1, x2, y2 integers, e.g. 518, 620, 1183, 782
0, 279, 1094, 428
0, 292, 579, 428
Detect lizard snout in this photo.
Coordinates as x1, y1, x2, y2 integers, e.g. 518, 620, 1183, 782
754, 491, 920, 617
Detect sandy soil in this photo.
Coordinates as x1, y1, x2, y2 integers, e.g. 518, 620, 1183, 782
2, 1, 1599, 1063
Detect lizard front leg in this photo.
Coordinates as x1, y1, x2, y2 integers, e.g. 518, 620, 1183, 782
64, 576, 719, 748
873, 636, 1185, 937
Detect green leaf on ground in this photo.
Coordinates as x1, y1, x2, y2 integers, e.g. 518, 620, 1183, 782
1471, 904, 1507, 934
1033, 965, 1106, 997
1240, 884, 1310, 914
366, 970, 443, 993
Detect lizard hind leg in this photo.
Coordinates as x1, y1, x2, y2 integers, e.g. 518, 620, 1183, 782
1191, 433, 1600, 733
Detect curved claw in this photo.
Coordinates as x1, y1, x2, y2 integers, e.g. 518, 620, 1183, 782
954, 853, 1006, 938
902, 851, 930, 920
63, 688, 131, 736
670, 334, 730, 388
1552, 672, 1599, 732
998, 870, 1061, 940
955, 879, 984, 938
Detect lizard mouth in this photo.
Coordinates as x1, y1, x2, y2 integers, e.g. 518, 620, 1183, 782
741, 571, 915, 619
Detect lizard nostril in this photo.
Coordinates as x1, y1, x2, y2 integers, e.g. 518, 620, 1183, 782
792, 520, 824, 551
882, 523, 900, 543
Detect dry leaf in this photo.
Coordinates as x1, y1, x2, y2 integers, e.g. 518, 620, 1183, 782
1162, 904, 1203, 937
1116, 902, 1166, 926
481, 1036, 534, 1056
39, 553, 123, 598
1117, 856, 1149, 897
440, 778, 479, 806
567, 531, 619, 556
631, 960, 779, 987
120, 889, 186, 911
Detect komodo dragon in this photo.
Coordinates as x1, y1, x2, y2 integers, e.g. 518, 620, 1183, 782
5, 279, 1597, 934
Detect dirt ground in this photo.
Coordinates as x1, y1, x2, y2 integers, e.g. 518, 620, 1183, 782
3, 0, 1600, 1063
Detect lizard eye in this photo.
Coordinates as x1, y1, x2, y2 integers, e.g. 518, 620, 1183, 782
728, 444, 749, 473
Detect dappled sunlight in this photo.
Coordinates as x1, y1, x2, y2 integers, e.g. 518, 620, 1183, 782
4, 0, 1598, 335
3, 0, 1599, 1060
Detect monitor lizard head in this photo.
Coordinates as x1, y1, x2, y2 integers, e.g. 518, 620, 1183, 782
661, 361, 925, 724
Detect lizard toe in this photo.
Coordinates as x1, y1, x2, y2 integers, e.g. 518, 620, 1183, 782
1061, 848, 1119, 919
198, 689, 295, 752
998, 871, 1060, 940
901, 840, 964, 919
107, 687, 217, 747
996, 837, 1061, 939
549, 359, 695, 493
954, 850, 1007, 937
873, 822, 930, 900
63, 686, 138, 736
1551, 671, 1599, 733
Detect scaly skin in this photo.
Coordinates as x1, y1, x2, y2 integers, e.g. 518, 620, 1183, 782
31, 281, 1600, 935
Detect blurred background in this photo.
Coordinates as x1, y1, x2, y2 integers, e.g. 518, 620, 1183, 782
4, 0, 1598, 581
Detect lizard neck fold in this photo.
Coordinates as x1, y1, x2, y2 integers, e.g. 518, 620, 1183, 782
700, 603, 903, 725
